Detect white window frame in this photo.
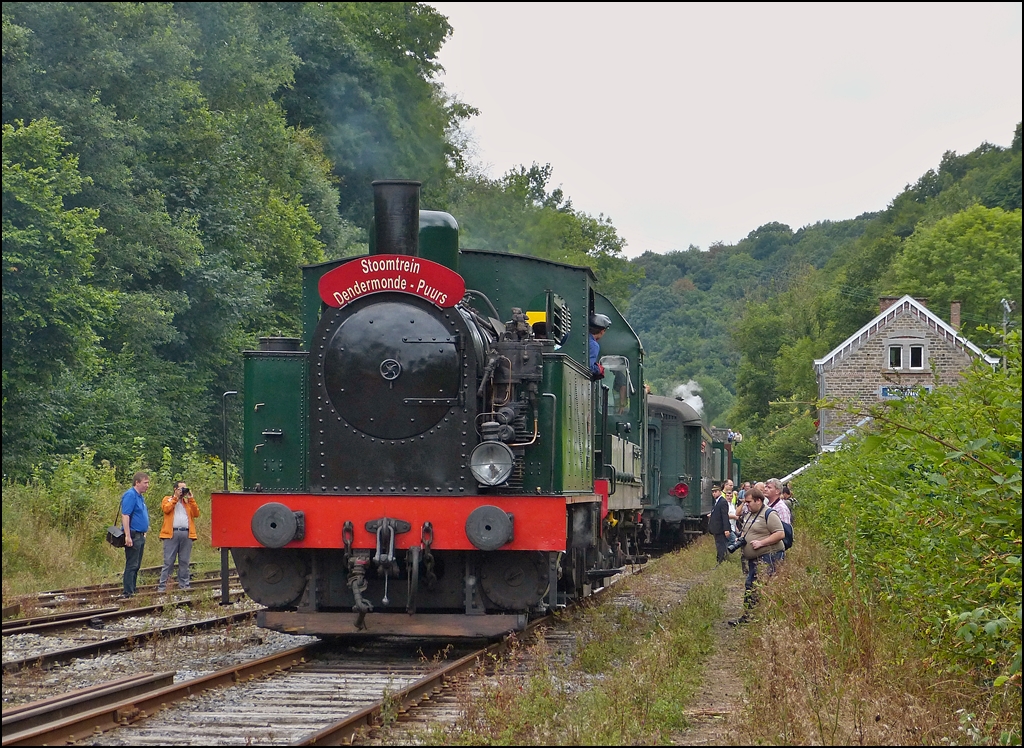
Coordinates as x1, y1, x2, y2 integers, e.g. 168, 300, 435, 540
885, 337, 928, 371
909, 345, 925, 369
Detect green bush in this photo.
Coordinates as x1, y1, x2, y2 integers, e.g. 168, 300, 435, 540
798, 331, 1022, 688
2, 440, 238, 596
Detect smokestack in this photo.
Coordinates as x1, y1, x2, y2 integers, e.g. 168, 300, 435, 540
950, 300, 961, 330
372, 180, 421, 256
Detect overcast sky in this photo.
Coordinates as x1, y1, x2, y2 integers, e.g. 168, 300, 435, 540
428, 2, 1022, 258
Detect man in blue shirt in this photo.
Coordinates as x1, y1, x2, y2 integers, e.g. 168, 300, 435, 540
588, 313, 611, 380
120, 472, 151, 598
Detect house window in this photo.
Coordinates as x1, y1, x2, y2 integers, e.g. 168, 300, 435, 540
888, 346, 903, 369
910, 345, 924, 369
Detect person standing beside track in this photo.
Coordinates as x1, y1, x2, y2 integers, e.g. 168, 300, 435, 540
707, 482, 732, 564
764, 478, 792, 527
157, 481, 200, 592
729, 486, 785, 626
120, 471, 151, 599
720, 478, 738, 536
782, 483, 795, 511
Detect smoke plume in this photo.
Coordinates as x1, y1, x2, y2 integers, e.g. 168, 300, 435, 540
672, 380, 704, 415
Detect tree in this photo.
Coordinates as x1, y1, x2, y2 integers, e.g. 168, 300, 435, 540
2, 119, 108, 379
887, 205, 1022, 337
448, 164, 642, 307
1, 2, 347, 474
272, 2, 471, 224
2, 118, 110, 474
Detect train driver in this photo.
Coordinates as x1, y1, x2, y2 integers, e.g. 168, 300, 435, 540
588, 313, 612, 380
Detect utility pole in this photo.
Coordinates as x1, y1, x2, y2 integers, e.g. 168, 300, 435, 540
221, 389, 238, 606
220, 391, 235, 489
1001, 299, 1014, 373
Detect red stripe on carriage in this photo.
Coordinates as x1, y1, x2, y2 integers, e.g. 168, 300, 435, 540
211, 493, 598, 551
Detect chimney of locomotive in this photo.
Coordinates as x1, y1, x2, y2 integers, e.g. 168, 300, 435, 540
372, 179, 421, 256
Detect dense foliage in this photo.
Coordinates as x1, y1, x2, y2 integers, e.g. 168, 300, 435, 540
2, 3, 350, 477
797, 332, 1022, 688
2, 3, 1021, 488
1, 3, 634, 479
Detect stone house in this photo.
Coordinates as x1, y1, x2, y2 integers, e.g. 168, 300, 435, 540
813, 295, 999, 450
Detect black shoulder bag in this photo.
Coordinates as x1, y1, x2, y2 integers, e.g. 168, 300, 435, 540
106, 507, 126, 548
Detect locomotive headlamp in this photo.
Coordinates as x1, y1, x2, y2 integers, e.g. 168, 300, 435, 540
470, 441, 515, 486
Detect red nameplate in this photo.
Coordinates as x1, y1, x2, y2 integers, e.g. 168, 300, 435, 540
318, 255, 465, 309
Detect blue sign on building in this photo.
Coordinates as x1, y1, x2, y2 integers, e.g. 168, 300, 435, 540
879, 385, 933, 399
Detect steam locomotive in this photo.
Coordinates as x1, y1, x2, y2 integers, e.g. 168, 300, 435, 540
211, 180, 731, 638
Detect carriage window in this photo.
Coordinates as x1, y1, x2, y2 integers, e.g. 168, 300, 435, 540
888, 346, 903, 369
910, 345, 924, 369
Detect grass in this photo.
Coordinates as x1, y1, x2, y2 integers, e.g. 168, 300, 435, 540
407, 536, 729, 745
1, 445, 232, 601
736, 534, 1022, 746
2, 486, 224, 599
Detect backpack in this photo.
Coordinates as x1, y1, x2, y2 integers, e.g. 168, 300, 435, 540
764, 506, 793, 550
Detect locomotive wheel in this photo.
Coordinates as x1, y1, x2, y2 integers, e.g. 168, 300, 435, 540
479, 551, 548, 610
232, 548, 308, 608
565, 548, 586, 597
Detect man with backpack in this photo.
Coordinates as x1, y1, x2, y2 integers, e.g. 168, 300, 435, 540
728, 486, 786, 626
764, 477, 793, 551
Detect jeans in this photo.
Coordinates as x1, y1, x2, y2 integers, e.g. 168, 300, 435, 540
743, 550, 784, 610
158, 530, 194, 590
123, 530, 146, 596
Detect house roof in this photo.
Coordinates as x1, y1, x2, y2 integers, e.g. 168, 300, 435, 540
813, 295, 999, 372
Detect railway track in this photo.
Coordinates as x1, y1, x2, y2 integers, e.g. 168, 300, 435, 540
3, 608, 259, 673
2, 645, 318, 746
3, 593, 246, 638
2, 640, 481, 746
4, 578, 253, 675
2, 566, 645, 746
26, 569, 237, 610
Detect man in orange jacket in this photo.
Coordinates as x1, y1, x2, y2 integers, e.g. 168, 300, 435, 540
157, 481, 200, 592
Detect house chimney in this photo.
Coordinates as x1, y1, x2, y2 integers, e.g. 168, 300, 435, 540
879, 296, 900, 313
950, 300, 961, 330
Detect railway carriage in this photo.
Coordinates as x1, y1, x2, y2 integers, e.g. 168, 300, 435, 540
645, 395, 715, 544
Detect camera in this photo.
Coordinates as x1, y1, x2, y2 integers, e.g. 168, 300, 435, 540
726, 536, 747, 554
178, 485, 189, 497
